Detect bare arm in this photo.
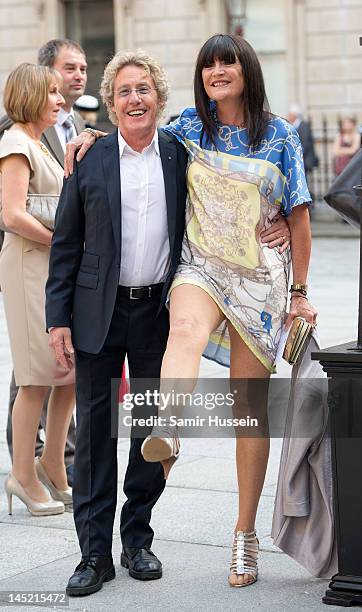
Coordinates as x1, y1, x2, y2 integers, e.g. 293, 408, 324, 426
1, 154, 52, 246
333, 133, 360, 157
284, 204, 317, 329
343, 132, 360, 156
260, 214, 290, 253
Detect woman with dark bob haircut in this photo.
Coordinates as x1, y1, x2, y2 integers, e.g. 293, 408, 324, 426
142, 33, 316, 588
65, 34, 316, 589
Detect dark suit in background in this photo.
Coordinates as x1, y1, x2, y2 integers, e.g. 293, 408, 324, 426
42, 113, 85, 168
287, 106, 319, 207
296, 119, 318, 175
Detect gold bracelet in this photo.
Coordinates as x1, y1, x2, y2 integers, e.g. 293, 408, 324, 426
290, 283, 308, 293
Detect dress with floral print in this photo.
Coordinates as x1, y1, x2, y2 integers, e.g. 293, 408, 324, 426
163, 106, 311, 371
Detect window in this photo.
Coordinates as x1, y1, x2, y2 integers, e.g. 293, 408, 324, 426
63, 0, 115, 129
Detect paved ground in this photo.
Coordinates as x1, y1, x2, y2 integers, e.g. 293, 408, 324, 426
0, 228, 359, 611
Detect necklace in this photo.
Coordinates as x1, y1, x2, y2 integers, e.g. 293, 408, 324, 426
39, 141, 53, 159
17, 125, 54, 161
211, 106, 245, 130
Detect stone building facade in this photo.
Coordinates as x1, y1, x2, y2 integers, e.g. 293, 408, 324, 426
0, 0, 361, 132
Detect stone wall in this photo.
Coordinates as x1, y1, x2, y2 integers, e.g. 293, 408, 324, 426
0, 0, 39, 104
288, 0, 362, 130
114, 0, 227, 120
1, 0, 361, 131
0, 0, 64, 115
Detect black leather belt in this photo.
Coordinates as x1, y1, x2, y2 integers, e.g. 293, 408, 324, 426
117, 283, 164, 300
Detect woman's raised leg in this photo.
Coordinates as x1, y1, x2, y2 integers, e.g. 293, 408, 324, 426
162, 284, 224, 380
141, 284, 224, 471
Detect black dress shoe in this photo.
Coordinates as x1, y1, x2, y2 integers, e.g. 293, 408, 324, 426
66, 556, 115, 596
121, 547, 162, 581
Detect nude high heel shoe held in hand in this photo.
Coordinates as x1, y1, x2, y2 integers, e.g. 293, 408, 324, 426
141, 425, 180, 479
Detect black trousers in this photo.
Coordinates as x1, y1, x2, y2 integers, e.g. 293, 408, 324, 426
73, 290, 169, 558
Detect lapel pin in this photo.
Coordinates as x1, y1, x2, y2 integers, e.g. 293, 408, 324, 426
168, 155, 172, 160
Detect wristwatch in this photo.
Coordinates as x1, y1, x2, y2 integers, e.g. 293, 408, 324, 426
290, 283, 308, 292
289, 283, 308, 297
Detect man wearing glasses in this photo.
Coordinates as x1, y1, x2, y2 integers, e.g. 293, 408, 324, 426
46, 50, 188, 596
46, 49, 290, 597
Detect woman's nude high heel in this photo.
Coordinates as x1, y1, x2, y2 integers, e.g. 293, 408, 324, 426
35, 458, 72, 505
4, 473, 64, 517
141, 425, 180, 479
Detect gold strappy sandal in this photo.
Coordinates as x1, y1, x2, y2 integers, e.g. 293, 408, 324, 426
228, 530, 259, 587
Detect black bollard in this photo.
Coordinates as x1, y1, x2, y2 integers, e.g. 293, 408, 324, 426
312, 41, 362, 601
312, 346, 362, 606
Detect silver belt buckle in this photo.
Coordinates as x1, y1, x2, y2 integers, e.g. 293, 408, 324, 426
130, 287, 141, 300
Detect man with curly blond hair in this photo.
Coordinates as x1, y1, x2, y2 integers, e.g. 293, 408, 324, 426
46, 50, 189, 596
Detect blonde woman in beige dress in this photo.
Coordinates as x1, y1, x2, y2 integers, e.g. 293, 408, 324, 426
0, 64, 75, 516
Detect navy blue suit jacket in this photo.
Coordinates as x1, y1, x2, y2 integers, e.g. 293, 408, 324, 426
45, 129, 188, 353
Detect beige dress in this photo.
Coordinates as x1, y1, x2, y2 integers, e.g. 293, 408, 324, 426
0, 128, 74, 386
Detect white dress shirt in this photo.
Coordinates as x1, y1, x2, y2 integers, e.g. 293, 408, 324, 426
54, 108, 77, 152
118, 129, 170, 286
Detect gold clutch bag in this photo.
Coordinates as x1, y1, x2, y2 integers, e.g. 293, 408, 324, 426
283, 316, 313, 365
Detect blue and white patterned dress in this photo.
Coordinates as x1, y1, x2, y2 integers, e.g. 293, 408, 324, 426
163, 106, 311, 372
